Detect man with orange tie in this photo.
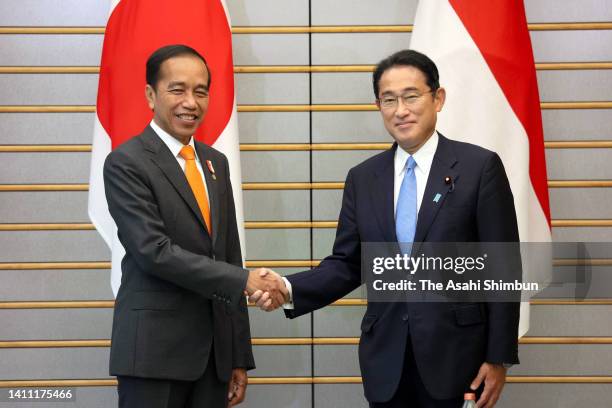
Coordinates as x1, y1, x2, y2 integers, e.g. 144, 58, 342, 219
103, 45, 286, 408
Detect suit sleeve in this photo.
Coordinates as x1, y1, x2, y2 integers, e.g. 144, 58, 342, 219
477, 153, 521, 364
285, 169, 363, 318
220, 156, 256, 370
103, 149, 248, 307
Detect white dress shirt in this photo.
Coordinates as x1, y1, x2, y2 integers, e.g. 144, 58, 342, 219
150, 120, 210, 202
282, 131, 440, 308
394, 131, 438, 216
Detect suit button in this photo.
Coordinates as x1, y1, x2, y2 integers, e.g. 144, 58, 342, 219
402, 314, 409, 322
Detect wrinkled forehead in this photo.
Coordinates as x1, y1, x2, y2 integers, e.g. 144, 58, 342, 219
378, 65, 428, 95
158, 55, 209, 84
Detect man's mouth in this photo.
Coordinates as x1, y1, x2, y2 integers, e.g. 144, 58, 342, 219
176, 113, 198, 122
396, 121, 416, 129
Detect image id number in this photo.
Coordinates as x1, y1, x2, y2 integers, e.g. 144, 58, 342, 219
5, 388, 74, 401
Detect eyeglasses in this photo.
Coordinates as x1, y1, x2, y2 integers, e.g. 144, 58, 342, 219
378, 89, 434, 109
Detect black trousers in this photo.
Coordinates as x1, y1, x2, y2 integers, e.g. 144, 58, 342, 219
117, 351, 228, 408
369, 338, 475, 408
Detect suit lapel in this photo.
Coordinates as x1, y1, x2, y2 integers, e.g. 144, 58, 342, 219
142, 127, 210, 236
195, 142, 220, 248
373, 146, 398, 242
414, 135, 458, 243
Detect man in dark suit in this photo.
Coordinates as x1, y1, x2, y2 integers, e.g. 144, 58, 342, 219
251, 50, 520, 407
103, 44, 287, 408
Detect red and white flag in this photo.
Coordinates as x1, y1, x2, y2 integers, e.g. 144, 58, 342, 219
410, 0, 552, 336
88, 0, 244, 296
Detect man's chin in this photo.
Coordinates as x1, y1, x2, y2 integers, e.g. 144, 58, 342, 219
174, 122, 201, 135
392, 134, 417, 148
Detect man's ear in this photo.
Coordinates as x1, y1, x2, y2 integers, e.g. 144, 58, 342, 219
434, 87, 446, 112
145, 84, 156, 111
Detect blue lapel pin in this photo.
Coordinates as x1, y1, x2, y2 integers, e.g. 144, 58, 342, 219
433, 193, 442, 203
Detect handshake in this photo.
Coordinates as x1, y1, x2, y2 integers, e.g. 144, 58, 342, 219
245, 268, 289, 311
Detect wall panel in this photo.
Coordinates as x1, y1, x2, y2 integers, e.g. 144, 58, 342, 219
312, 33, 412, 65
541, 109, 612, 140
0, 269, 113, 301
227, 0, 309, 26
244, 229, 310, 260
0, 35, 103, 65
236, 73, 310, 105
312, 111, 388, 143
0, 309, 113, 340
243, 190, 310, 221
0, 230, 109, 262
0, 113, 96, 145
242, 384, 311, 408
0, 0, 108, 26
315, 384, 369, 408
530, 30, 612, 62
237, 112, 310, 143
241, 151, 310, 182
0, 191, 89, 223
0, 74, 98, 105
524, 0, 612, 22
0, 348, 111, 380
311, 0, 416, 25
0, 152, 91, 183
233, 34, 309, 66
552, 227, 612, 242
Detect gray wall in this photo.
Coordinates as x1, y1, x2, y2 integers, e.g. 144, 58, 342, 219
1, 0, 611, 407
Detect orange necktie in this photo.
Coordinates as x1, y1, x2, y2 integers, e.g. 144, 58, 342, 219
179, 145, 212, 234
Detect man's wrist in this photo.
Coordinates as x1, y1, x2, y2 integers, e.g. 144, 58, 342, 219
486, 361, 512, 369
281, 277, 294, 309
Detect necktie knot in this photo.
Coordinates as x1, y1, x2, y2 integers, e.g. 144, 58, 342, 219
405, 156, 417, 172
179, 145, 196, 160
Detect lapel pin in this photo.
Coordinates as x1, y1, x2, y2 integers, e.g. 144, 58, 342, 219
433, 193, 442, 203
444, 176, 455, 192
206, 160, 216, 180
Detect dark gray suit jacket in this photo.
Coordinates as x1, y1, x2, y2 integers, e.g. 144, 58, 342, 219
104, 126, 254, 383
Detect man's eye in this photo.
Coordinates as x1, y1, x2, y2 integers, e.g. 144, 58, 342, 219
381, 98, 395, 104
195, 91, 209, 98
169, 89, 183, 95
403, 94, 419, 102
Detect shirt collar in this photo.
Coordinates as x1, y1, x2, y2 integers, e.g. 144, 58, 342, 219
394, 130, 439, 176
150, 120, 197, 161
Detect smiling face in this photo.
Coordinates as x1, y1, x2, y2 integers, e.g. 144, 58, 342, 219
376, 65, 445, 154
145, 55, 210, 144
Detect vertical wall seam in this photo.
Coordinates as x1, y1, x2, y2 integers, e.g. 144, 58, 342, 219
308, 0, 315, 406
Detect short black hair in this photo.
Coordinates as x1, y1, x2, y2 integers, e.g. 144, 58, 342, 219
146, 44, 211, 89
373, 49, 440, 98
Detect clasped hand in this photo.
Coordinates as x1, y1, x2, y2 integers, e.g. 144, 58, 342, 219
245, 268, 288, 311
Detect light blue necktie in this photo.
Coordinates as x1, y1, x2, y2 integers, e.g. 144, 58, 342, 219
396, 156, 417, 250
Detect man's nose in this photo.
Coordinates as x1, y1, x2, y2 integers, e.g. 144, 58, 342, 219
395, 98, 412, 117
182, 92, 197, 109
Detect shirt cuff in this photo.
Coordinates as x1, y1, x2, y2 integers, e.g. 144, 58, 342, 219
281, 277, 294, 310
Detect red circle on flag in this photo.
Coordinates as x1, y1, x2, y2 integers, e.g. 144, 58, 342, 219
97, 0, 234, 148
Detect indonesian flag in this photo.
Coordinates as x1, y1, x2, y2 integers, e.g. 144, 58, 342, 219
88, 0, 245, 296
410, 0, 552, 336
